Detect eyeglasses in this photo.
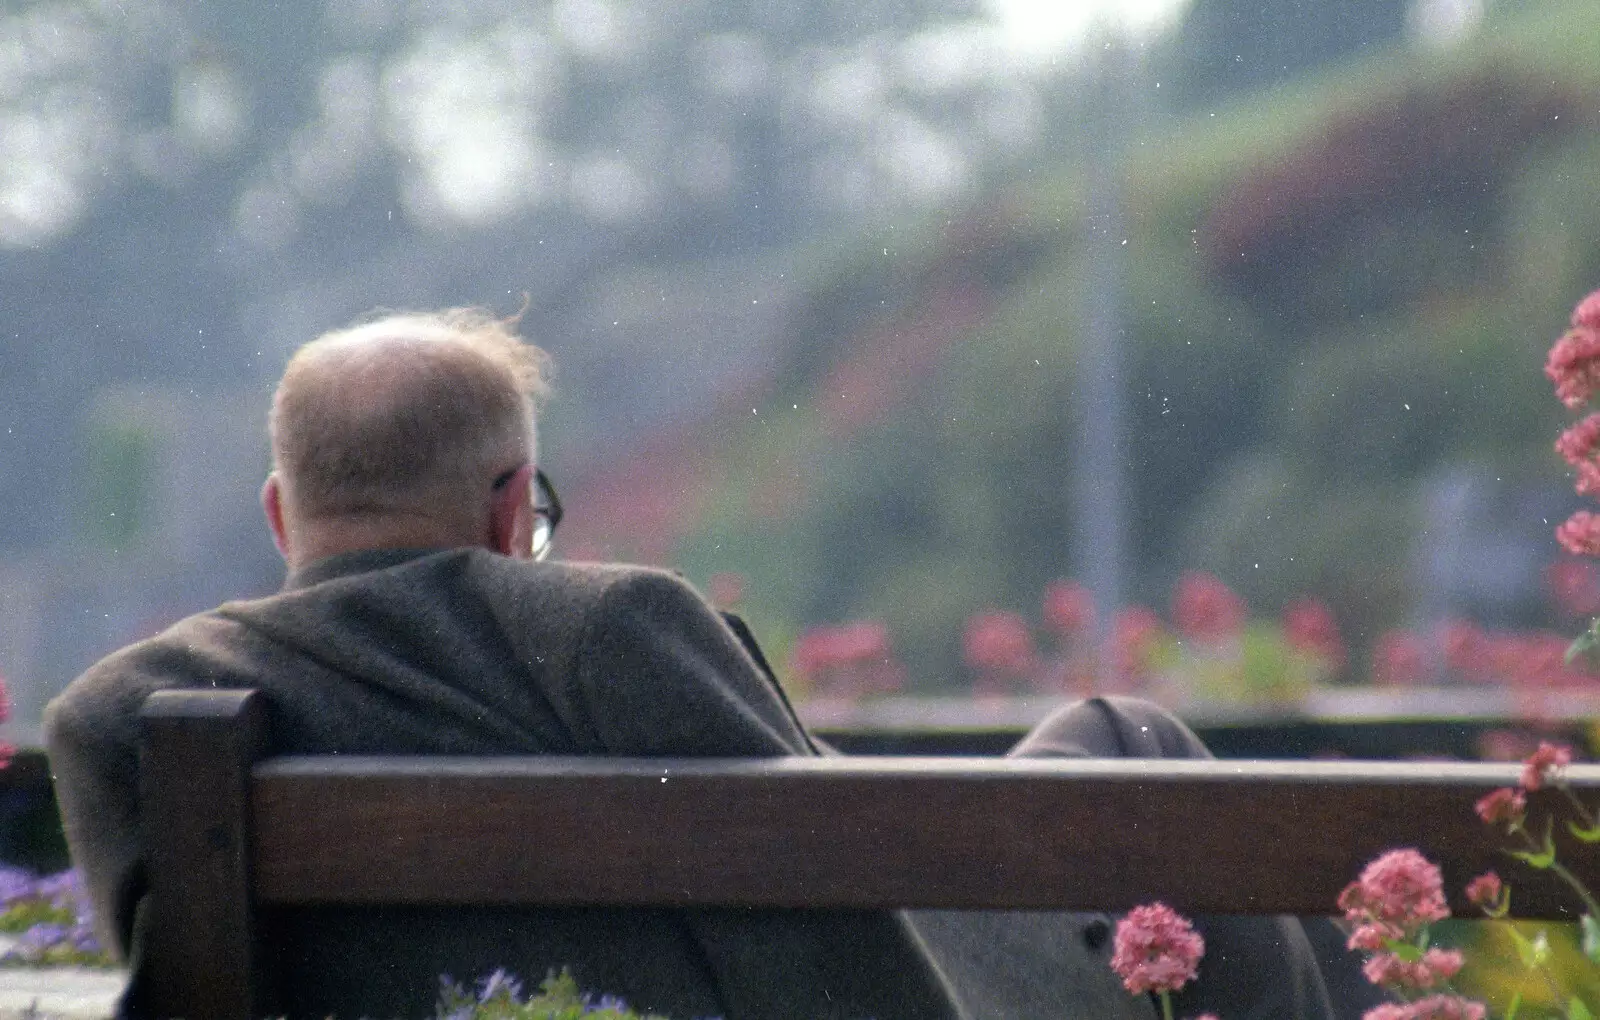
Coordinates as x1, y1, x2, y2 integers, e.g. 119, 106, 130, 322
493, 466, 563, 561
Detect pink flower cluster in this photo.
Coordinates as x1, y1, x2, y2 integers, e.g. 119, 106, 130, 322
1463, 871, 1505, 912
1109, 902, 1205, 996
1369, 620, 1600, 689
1558, 512, 1600, 558
960, 573, 1350, 697
1341, 850, 1485, 1019
1361, 948, 1463, 989
1473, 787, 1526, 828
1112, 606, 1166, 688
1547, 291, 1600, 409
1337, 849, 1450, 950
1472, 740, 1575, 830
1282, 598, 1346, 671
1548, 287, 1600, 554
1547, 557, 1600, 618
1364, 996, 1486, 1020
1556, 414, 1600, 494
1521, 740, 1573, 791
1172, 571, 1247, 642
963, 611, 1037, 676
1370, 630, 1428, 686
1346, 745, 1595, 1020
787, 621, 905, 700
1042, 580, 1095, 637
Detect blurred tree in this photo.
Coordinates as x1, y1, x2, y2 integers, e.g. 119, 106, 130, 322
1159, 0, 1409, 107
0, 0, 1071, 552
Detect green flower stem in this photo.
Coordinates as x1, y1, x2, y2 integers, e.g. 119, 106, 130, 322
1559, 787, 1599, 831
1548, 859, 1600, 922
1159, 990, 1174, 1020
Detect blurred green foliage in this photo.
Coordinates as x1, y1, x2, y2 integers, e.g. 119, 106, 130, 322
665, 0, 1600, 691
81, 419, 157, 553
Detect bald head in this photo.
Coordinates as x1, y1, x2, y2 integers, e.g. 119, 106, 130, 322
265, 308, 550, 566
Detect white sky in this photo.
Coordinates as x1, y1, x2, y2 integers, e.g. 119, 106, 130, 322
986, 0, 1193, 59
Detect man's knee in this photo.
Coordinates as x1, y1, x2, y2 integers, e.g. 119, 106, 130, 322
1010, 695, 1213, 760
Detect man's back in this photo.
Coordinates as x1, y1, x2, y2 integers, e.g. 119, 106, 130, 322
46, 548, 979, 1019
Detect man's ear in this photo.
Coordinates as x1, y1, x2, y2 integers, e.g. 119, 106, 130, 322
488, 463, 535, 558
261, 474, 291, 560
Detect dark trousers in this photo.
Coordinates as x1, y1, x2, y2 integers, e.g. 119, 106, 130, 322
1010, 695, 1388, 1020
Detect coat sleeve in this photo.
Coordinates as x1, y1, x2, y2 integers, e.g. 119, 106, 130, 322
42, 666, 153, 962
571, 569, 970, 1019
571, 569, 815, 757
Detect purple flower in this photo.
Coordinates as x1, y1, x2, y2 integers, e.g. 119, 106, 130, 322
6, 922, 67, 964
69, 922, 102, 955
35, 869, 85, 909
476, 968, 523, 1003
585, 993, 631, 1014
0, 865, 35, 907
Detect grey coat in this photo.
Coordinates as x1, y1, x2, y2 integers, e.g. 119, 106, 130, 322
46, 547, 1161, 1020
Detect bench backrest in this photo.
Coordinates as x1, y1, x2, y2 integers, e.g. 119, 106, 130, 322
139, 688, 1600, 1019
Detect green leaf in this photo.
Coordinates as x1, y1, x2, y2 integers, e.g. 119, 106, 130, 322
1570, 820, 1600, 844
1510, 819, 1559, 869
1585, 916, 1600, 964
1510, 927, 1554, 969
1571, 996, 1594, 1020
1567, 620, 1600, 666
1388, 942, 1425, 963
1533, 930, 1553, 968
1510, 846, 1558, 869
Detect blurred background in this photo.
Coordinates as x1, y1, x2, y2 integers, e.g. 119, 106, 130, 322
3, 0, 1600, 737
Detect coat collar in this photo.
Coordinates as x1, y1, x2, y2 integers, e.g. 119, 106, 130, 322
284, 547, 452, 591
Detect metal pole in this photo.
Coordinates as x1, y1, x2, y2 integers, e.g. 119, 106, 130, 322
1076, 33, 1131, 690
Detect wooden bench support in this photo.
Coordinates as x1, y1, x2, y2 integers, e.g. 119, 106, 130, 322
140, 689, 270, 1020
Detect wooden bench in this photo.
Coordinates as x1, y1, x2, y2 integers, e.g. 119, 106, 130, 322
139, 688, 1600, 1019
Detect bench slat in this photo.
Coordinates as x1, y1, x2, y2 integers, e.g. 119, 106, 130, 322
251, 756, 1600, 919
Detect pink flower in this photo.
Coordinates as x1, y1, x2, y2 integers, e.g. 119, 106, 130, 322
1547, 558, 1600, 618
1172, 572, 1246, 642
1405, 994, 1487, 1020
1438, 620, 1490, 681
1573, 288, 1600, 330
1363, 1000, 1487, 1020
788, 622, 904, 698
1547, 324, 1600, 410
1557, 511, 1600, 557
1361, 948, 1463, 989
1371, 630, 1427, 686
1521, 741, 1574, 791
1464, 872, 1503, 911
1283, 598, 1346, 672
1111, 606, 1165, 686
1555, 414, 1600, 500
1347, 923, 1399, 952
1474, 787, 1527, 827
1338, 849, 1449, 937
1556, 413, 1600, 467
963, 611, 1038, 674
1042, 580, 1095, 637
1110, 902, 1205, 995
